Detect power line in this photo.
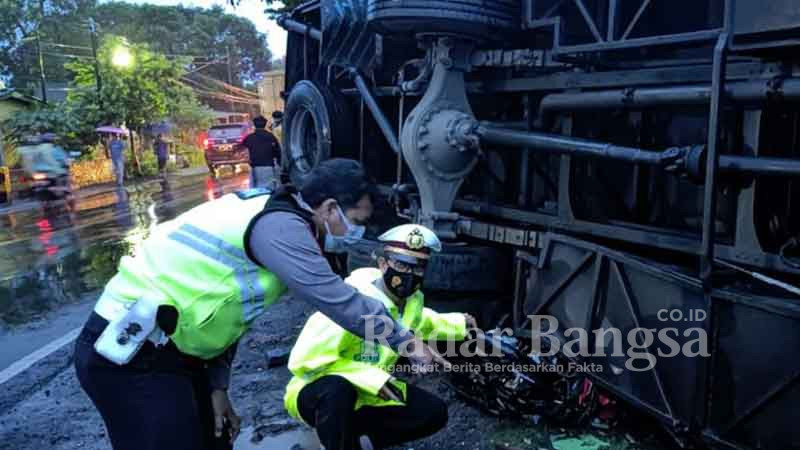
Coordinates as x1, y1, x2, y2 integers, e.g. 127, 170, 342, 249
178, 77, 260, 105
18, 50, 94, 60
192, 72, 260, 98
184, 60, 227, 75
41, 42, 93, 51
189, 89, 260, 105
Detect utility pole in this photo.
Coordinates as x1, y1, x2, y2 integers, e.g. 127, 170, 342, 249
35, 31, 47, 104
88, 18, 101, 95
226, 45, 235, 112
88, 17, 103, 120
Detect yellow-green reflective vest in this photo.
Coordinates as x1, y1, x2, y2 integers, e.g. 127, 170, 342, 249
283, 268, 467, 419
96, 192, 287, 360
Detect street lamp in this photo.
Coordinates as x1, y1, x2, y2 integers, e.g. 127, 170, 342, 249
111, 45, 133, 68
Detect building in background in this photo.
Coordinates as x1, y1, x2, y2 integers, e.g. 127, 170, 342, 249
257, 70, 285, 121
211, 111, 251, 125
0, 88, 41, 122
0, 88, 43, 167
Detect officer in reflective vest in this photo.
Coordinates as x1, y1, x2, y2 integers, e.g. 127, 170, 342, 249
73, 159, 441, 450
284, 224, 478, 450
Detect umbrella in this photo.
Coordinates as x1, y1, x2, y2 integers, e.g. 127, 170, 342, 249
95, 126, 127, 135
148, 121, 173, 135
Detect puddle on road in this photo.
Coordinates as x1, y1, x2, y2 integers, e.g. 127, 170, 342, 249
0, 173, 251, 328
236, 426, 320, 450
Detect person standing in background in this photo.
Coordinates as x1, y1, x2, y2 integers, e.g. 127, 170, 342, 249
154, 134, 169, 178
242, 116, 281, 189
109, 134, 126, 186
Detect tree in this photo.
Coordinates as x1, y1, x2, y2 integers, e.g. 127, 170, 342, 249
1, 1, 274, 97
0, 0, 97, 96
2, 103, 85, 143
66, 35, 196, 173
93, 3, 272, 86
169, 95, 214, 148
228, 0, 306, 14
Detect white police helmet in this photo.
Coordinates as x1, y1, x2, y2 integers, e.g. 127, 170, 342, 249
377, 224, 441, 266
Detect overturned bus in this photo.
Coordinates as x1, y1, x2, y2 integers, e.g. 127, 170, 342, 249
277, 1, 800, 448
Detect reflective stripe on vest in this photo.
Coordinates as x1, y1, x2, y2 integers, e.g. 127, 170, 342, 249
96, 192, 286, 360
167, 224, 265, 322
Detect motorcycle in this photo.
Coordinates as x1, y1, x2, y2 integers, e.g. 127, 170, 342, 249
19, 134, 75, 214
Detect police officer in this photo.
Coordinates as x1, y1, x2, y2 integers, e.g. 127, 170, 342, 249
74, 159, 440, 450
284, 224, 478, 450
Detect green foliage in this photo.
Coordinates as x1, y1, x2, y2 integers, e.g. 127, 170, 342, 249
66, 35, 194, 132
2, 143, 20, 168
170, 96, 214, 134
2, 105, 77, 139
1, 102, 94, 153
79, 142, 108, 161
0, 0, 96, 92
83, 240, 132, 290
2, 1, 274, 95
94, 2, 273, 84
130, 145, 159, 177
175, 143, 207, 169
229, 0, 306, 14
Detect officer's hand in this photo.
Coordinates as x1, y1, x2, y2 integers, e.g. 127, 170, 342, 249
377, 378, 403, 402
464, 313, 478, 330
211, 389, 241, 444
405, 337, 451, 374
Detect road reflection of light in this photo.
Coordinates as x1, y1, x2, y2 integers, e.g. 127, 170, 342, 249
206, 178, 216, 202
36, 218, 58, 257
147, 203, 158, 229
75, 191, 119, 212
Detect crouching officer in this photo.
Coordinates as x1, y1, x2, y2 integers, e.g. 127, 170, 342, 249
284, 224, 478, 450
74, 159, 440, 450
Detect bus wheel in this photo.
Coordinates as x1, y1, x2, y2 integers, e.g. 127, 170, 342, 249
283, 80, 354, 185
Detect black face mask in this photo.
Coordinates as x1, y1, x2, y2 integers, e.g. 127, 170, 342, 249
383, 267, 423, 299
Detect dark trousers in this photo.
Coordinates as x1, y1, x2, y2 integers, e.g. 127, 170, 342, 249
297, 375, 449, 450
74, 312, 230, 450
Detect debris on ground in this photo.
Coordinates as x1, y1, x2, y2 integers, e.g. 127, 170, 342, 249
443, 326, 662, 449
551, 435, 609, 450
263, 347, 291, 368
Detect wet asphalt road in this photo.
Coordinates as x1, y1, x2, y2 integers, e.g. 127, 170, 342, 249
0, 168, 252, 371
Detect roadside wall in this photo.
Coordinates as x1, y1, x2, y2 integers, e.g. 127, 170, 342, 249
69, 158, 114, 189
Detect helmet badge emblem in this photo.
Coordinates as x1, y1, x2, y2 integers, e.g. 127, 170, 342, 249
406, 228, 425, 250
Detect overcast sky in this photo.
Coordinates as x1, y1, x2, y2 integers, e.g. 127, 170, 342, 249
126, 0, 287, 59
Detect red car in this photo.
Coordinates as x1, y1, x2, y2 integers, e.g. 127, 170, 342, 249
203, 123, 254, 174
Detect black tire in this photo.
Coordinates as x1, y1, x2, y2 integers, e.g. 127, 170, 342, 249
347, 239, 512, 292
367, 0, 520, 40
282, 80, 355, 186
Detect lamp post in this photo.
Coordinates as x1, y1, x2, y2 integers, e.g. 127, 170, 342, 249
109, 41, 139, 175
111, 45, 134, 68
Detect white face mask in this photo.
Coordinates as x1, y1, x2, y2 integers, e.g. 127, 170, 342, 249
323, 205, 366, 254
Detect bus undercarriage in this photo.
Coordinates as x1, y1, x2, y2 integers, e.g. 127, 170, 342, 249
278, 1, 800, 447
